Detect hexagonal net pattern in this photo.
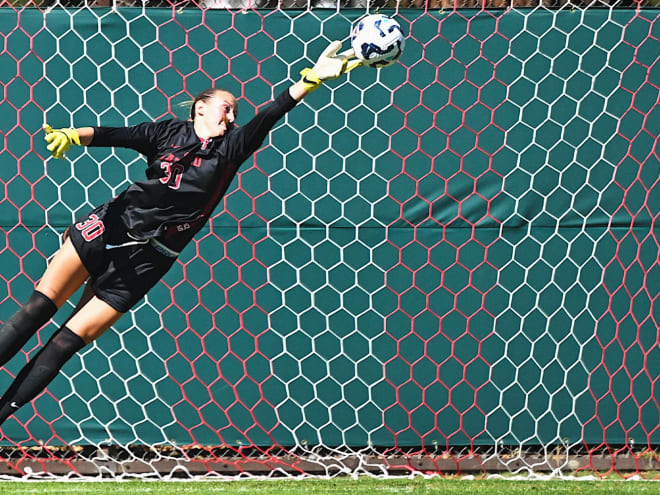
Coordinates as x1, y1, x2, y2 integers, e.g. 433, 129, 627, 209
0, 0, 659, 479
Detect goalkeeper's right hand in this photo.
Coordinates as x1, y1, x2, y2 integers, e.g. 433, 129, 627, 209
300, 41, 362, 93
43, 124, 81, 159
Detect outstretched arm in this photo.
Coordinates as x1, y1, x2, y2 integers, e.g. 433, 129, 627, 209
225, 41, 362, 164
44, 122, 161, 159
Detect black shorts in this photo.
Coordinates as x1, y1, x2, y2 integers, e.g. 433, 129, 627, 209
68, 203, 177, 313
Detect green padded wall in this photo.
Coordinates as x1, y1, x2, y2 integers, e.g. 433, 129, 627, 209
0, 8, 658, 451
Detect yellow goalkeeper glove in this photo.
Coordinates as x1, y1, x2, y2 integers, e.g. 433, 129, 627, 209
300, 41, 363, 93
43, 124, 81, 159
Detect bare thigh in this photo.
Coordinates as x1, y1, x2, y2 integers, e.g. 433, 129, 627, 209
66, 296, 123, 344
36, 237, 123, 344
36, 237, 90, 308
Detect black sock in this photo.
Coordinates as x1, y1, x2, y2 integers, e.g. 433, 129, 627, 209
0, 291, 58, 368
0, 326, 85, 425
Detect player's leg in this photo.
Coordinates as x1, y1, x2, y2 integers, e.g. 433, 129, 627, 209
62, 282, 95, 327
0, 295, 122, 425
0, 223, 174, 425
36, 237, 91, 308
64, 295, 123, 344
0, 238, 89, 368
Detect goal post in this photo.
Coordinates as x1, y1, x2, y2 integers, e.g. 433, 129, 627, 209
0, 0, 658, 478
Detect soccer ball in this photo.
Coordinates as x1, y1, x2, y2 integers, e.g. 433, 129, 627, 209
350, 14, 405, 69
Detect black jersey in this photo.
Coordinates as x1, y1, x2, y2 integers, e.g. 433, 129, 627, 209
88, 89, 298, 253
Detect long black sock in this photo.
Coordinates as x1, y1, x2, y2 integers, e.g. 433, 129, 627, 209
0, 291, 58, 368
0, 326, 85, 425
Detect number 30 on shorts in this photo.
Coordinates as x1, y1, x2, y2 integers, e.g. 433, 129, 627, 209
76, 214, 105, 241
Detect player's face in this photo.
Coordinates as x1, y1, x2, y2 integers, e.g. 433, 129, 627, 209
197, 91, 237, 137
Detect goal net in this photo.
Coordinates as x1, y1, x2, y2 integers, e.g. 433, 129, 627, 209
0, 0, 658, 479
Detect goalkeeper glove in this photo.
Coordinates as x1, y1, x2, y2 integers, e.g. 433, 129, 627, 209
300, 41, 362, 93
43, 124, 81, 159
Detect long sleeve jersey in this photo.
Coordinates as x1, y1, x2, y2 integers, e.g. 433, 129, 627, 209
88, 89, 298, 253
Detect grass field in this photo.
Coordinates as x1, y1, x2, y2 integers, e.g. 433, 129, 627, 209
1, 478, 660, 494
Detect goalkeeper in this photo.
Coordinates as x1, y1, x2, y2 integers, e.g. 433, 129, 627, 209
0, 42, 360, 426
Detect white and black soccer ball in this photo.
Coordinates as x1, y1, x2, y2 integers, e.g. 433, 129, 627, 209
350, 14, 405, 69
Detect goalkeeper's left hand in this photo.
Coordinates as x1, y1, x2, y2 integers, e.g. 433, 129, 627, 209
300, 41, 362, 93
43, 124, 81, 159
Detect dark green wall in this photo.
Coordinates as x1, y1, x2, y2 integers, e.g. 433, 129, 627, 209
0, 8, 658, 449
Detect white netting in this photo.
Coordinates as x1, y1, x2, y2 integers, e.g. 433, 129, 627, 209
0, 0, 658, 479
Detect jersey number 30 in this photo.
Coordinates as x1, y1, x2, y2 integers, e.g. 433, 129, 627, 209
160, 161, 184, 190
76, 214, 105, 242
